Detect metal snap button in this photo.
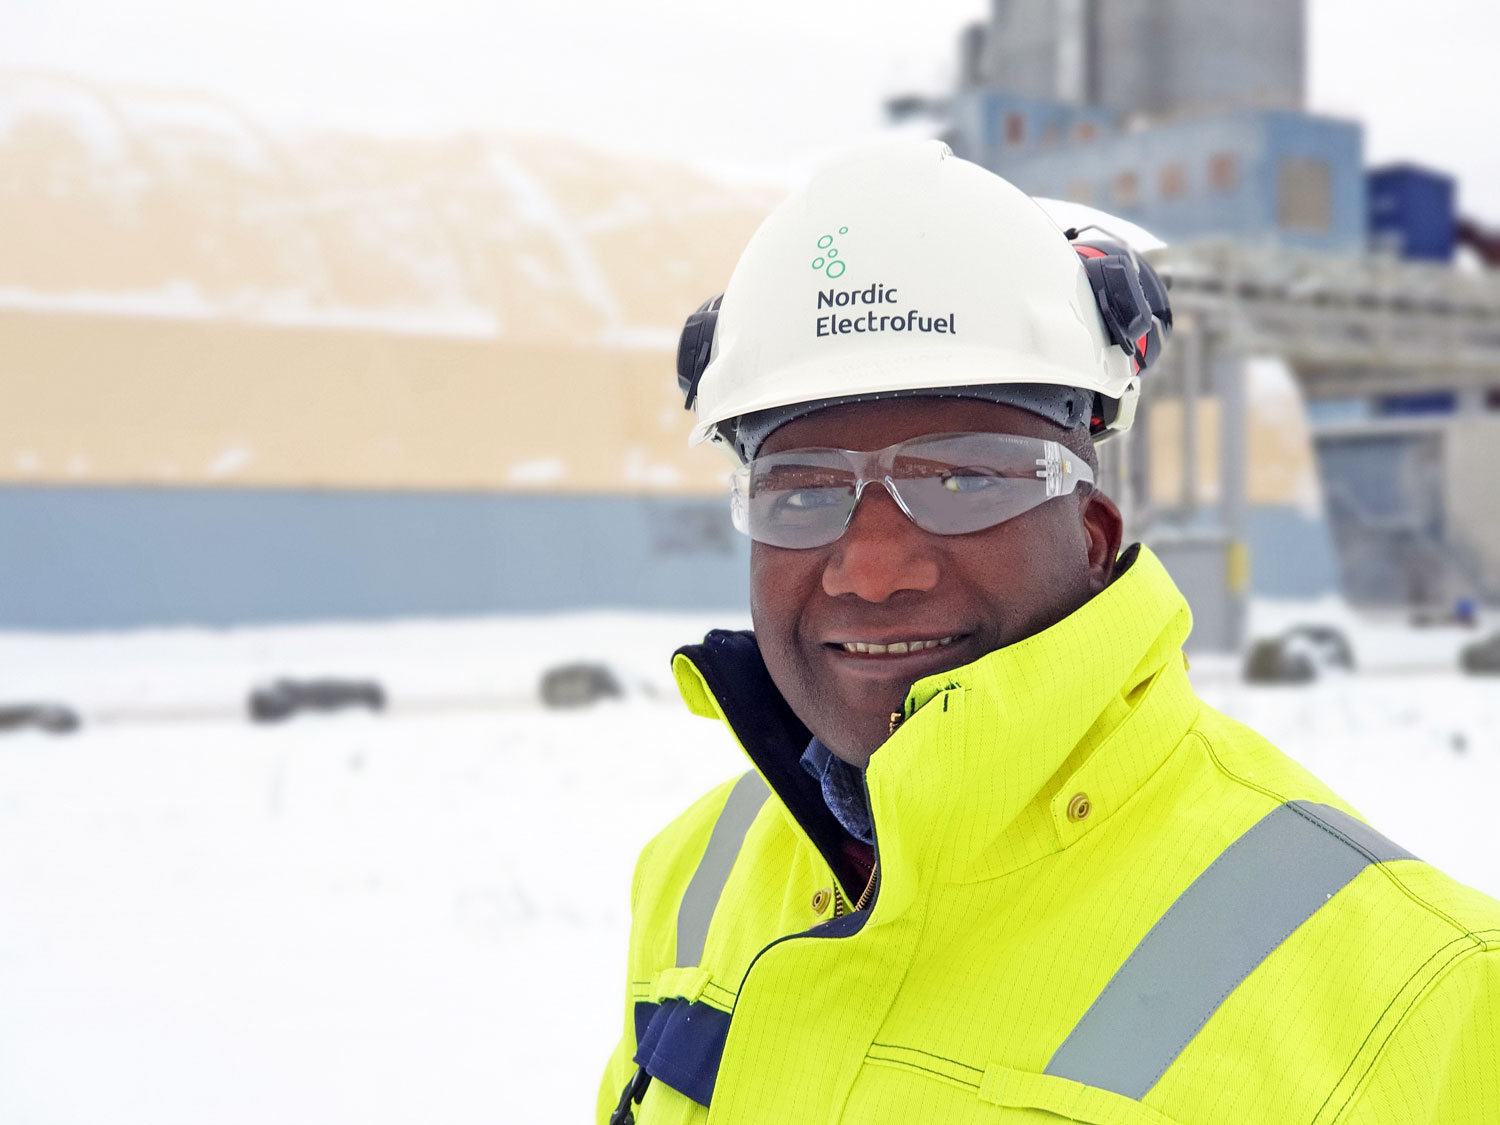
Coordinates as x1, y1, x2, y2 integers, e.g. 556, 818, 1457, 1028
811, 888, 832, 914
1067, 792, 1092, 822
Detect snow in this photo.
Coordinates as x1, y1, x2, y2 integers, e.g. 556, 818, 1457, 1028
0, 284, 503, 339
0, 609, 1496, 1124
111, 88, 280, 179
483, 140, 625, 330
207, 445, 255, 478
506, 457, 568, 485
0, 73, 129, 162
0, 73, 778, 348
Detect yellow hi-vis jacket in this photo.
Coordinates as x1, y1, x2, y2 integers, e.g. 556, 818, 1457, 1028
598, 547, 1500, 1124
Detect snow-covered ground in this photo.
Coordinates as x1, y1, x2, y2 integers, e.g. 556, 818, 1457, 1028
0, 609, 1496, 1124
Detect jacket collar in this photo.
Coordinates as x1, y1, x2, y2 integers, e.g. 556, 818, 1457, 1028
865, 544, 1198, 920
672, 545, 1199, 919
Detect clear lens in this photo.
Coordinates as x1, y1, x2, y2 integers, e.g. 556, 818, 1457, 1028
891, 433, 1056, 535
740, 449, 860, 549
731, 433, 1090, 549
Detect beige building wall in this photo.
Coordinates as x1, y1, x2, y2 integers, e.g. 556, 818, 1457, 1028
2, 311, 728, 494
1147, 358, 1324, 512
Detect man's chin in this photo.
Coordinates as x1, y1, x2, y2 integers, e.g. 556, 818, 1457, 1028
814, 729, 881, 770
805, 703, 900, 768
806, 636, 996, 768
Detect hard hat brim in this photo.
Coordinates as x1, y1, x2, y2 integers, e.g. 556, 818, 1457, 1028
688, 345, 1130, 447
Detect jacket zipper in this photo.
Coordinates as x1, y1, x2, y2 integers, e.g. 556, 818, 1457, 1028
831, 713, 896, 914
831, 750, 886, 919
829, 714, 900, 917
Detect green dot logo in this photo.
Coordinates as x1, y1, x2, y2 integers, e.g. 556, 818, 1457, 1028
811, 227, 850, 279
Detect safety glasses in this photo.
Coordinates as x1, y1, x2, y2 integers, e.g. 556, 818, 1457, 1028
731, 432, 1093, 549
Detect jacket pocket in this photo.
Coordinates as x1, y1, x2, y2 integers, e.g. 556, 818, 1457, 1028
860, 1046, 1182, 1124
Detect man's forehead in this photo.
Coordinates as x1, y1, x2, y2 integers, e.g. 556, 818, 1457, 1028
758, 397, 1066, 455
736, 383, 1093, 462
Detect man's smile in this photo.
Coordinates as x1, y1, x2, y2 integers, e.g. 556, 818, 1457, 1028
832, 635, 960, 655
815, 630, 981, 686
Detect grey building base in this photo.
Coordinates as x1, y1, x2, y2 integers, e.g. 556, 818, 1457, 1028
1, 487, 1340, 634
0, 486, 750, 631
1149, 505, 1341, 652
1245, 505, 1342, 600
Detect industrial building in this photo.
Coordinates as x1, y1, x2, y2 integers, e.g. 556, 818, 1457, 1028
893, 0, 1500, 636
938, 0, 1352, 252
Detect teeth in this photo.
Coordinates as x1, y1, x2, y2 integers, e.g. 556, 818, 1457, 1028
841, 636, 957, 655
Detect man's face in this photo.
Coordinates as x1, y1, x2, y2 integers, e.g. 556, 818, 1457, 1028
750, 397, 1122, 766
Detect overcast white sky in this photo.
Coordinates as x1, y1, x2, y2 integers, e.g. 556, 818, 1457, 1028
5, 0, 1500, 215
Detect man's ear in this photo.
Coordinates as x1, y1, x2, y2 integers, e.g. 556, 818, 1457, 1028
1080, 490, 1124, 592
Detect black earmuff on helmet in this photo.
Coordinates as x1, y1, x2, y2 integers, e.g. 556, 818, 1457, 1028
1066, 232, 1173, 378
676, 294, 722, 410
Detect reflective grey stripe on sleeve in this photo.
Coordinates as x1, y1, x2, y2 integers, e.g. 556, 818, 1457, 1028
675, 770, 770, 968
1045, 801, 1415, 1100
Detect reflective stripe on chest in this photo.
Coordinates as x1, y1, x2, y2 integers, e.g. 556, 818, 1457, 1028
634, 782, 1414, 1111
632, 771, 770, 1108
1044, 800, 1413, 1099
676, 771, 770, 968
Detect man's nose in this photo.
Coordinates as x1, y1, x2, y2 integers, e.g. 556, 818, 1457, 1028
821, 483, 940, 602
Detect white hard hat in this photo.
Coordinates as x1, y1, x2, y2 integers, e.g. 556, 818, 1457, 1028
676, 140, 1170, 462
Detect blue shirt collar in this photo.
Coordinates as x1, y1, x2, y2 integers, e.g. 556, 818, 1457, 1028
799, 737, 875, 846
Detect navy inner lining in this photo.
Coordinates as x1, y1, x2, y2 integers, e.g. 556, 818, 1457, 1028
633, 999, 733, 1108
674, 630, 858, 888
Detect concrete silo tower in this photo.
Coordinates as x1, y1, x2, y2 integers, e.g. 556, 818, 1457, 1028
967, 0, 1094, 103
968, 0, 1304, 120
1091, 0, 1305, 119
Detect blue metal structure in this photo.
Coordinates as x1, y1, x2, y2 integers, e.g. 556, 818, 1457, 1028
946, 90, 1366, 254
1367, 164, 1457, 262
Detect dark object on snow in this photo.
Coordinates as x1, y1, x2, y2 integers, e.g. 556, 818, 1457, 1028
1283, 625, 1356, 671
539, 663, 623, 709
0, 703, 81, 734
1459, 632, 1500, 675
1244, 625, 1355, 684
249, 678, 386, 723
1244, 639, 1316, 685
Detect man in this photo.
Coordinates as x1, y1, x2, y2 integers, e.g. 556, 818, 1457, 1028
598, 142, 1500, 1123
